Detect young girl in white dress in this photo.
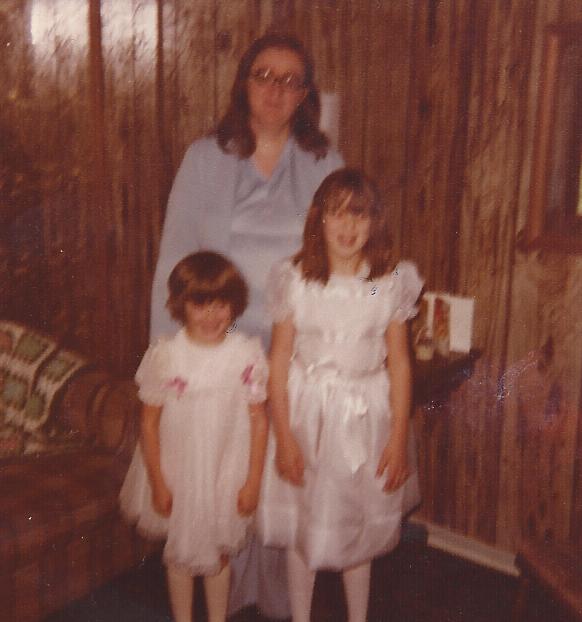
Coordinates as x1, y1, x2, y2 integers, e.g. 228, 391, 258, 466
119, 251, 268, 622
257, 168, 423, 622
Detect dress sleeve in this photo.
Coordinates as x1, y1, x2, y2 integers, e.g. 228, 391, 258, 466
265, 259, 296, 323
134, 340, 172, 406
391, 261, 424, 323
241, 337, 269, 405
150, 143, 204, 340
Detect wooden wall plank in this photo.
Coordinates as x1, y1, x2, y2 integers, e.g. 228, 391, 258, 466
1, 0, 93, 346
495, 0, 582, 549
362, 2, 414, 258
405, 0, 490, 540
161, 0, 216, 171
214, 1, 262, 121
446, 0, 536, 544
0, 0, 38, 323
336, 1, 369, 168
401, 0, 473, 291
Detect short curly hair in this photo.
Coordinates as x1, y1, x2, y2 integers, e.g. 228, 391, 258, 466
166, 251, 248, 325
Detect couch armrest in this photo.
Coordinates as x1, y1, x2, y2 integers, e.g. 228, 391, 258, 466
57, 370, 141, 461
92, 378, 141, 461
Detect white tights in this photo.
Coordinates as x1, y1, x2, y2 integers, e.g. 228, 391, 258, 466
166, 563, 231, 622
342, 561, 371, 622
286, 549, 371, 622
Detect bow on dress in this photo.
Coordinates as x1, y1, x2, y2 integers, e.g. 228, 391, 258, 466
292, 357, 377, 477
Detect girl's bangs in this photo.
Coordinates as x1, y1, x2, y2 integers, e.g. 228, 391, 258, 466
187, 281, 237, 307
325, 187, 376, 216
187, 291, 218, 306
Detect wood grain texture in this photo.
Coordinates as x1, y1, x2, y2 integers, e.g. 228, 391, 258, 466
411, 0, 582, 552
401, 0, 474, 291
362, 2, 413, 259
449, 0, 535, 543
495, 0, 582, 550
160, 0, 216, 170
2, 0, 582, 554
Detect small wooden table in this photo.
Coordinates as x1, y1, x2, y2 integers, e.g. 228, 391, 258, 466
413, 350, 481, 406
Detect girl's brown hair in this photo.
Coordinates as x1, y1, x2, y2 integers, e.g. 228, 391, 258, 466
166, 251, 248, 324
294, 168, 392, 283
216, 32, 329, 159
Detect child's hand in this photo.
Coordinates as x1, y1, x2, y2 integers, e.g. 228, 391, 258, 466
275, 434, 305, 486
237, 480, 260, 516
376, 435, 409, 492
152, 480, 173, 517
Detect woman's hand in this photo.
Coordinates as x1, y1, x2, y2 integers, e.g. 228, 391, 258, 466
275, 433, 305, 486
376, 434, 409, 493
152, 479, 173, 517
237, 480, 260, 516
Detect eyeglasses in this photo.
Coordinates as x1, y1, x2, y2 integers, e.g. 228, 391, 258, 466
249, 67, 306, 92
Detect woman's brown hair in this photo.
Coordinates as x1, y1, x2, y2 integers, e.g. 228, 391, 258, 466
166, 251, 248, 324
294, 168, 393, 283
216, 32, 329, 159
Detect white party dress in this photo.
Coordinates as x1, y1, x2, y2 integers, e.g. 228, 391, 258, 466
257, 259, 423, 571
119, 329, 267, 576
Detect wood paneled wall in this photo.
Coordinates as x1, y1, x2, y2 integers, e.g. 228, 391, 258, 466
1, 0, 581, 553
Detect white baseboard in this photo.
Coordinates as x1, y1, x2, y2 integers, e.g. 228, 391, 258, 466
408, 516, 519, 577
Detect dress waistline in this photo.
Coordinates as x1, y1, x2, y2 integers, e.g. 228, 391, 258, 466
290, 356, 384, 477
292, 355, 385, 381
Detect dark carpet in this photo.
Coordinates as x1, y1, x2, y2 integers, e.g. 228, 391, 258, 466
44, 537, 573, 622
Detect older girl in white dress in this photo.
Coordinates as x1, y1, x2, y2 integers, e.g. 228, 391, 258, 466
258, 169, 423, 622
120, 252, 268, 622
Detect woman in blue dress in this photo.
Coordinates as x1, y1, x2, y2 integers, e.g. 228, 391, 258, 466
149, 32, 343, 620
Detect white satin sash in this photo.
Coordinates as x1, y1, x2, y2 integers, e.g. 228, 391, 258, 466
292, 357, 384, 477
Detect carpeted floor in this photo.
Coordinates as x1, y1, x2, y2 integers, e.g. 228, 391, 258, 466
43, 537, 572, 622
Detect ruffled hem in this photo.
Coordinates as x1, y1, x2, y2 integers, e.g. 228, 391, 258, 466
120, 502, 255, 577
119, 504, 169, 541
163, 526, 254, 577
259, 504, 403, 571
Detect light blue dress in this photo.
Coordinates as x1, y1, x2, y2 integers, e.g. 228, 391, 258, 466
149, 135, 343, 617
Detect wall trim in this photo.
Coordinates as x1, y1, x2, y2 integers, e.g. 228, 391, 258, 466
409, 516, 519, 577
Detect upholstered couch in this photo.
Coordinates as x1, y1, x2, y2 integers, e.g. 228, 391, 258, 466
0, 321, 158, 622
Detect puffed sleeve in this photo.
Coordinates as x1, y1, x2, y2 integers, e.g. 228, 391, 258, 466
391, 260, 424, 323
265, 259, 296, 323
134, 339, 172, 406
241, 337, 269, 405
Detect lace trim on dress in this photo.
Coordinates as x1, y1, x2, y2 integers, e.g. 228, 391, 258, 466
162, 527, 254, 577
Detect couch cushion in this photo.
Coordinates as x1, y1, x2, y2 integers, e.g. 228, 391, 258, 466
0, 450, 131, 572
